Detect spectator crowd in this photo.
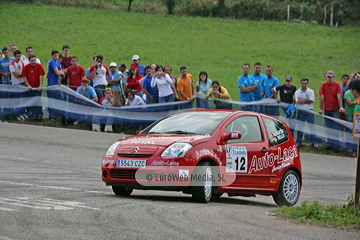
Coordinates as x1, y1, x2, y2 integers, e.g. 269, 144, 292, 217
1, 44, 360, 154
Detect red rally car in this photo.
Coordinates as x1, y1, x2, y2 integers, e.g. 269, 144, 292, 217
102, 110, 302, 206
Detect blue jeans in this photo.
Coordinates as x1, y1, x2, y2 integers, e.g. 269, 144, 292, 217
264, 105, 279, 117
196, 98, 210, 109
216, 103, 232, 110
159, 94, 175, 111
345, 114, 357, 150
324, 110, 340, 148
94, 85, 106, 102
296, 109, 317, 144
179, 101, 193, 110
238, 104, 253, 112
159, 94, 174, 103
145, 97, 158, 104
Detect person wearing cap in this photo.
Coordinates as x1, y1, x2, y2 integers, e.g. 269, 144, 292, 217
89, 54, 109, 101
108, 62, 124, 106
76, 77, 98, 102
125, 63, 143, 97
273, 75, 297, 105
76, 77, 100, 131
66, 56, 85, 91
273, 75, 297, 136
319, 70, 344, 152
131, 55, 145, 76
238, 63, 257, 111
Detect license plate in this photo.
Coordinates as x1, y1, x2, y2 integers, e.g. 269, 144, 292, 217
117, 159, 147, 168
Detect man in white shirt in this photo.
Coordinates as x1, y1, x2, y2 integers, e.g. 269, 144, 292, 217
9, 50, 27, 120
89, 55, 109, 101
9, 50, 25, 85
23, 47, 41, 65
295, 78, 318, 148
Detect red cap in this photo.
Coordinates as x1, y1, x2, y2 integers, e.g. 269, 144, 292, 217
81, 77, 89, 82
130, 63, 138, 70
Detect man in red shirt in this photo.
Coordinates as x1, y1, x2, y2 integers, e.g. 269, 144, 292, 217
22, 54, 45, 121
60, 45, 71, 85
67, 56, 85, 90
318, 70, 344, 152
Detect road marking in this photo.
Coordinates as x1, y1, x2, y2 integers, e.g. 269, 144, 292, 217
0, 181, 108, 211
0, 197, 101, 211
0, 207, 18, 212
0, 236, 15, 240
0, 180, 112, 195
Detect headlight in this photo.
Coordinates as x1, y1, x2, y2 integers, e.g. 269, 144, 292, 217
161, 143, 192, 157
105, 141, 121, 156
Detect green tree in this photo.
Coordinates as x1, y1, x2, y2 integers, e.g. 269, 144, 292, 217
218, 0, 225, 18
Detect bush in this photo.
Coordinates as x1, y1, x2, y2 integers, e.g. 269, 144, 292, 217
165, 0, 176, 14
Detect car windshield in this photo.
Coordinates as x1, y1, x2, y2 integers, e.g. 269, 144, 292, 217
143, 111, 231, 135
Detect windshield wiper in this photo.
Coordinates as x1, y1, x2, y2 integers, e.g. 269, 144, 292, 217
164, 130, 196, 135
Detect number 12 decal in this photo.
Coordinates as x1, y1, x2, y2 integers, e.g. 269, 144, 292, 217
226, 146, 248, 173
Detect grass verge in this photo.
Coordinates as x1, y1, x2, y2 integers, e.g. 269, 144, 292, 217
274, 196, 360, 232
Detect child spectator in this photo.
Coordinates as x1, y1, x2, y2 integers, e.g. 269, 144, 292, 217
92, 88, 115, 133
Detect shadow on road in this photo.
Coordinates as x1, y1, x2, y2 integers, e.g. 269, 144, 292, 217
103, 192, 276, 208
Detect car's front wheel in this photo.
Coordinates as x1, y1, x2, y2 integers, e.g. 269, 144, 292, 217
191, 161, 213, 203
273, 170, 300, 206
211, 192, 223, 200
112, 186, 133, 196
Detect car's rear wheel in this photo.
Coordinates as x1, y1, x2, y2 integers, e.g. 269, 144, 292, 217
112, 186, 133, 196
273, 170, 300, 206
191, 161, 213, 203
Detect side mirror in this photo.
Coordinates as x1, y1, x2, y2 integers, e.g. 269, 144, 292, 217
222, 131, 242, 142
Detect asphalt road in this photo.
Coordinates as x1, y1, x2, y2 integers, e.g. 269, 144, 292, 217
0, 123, 359, 240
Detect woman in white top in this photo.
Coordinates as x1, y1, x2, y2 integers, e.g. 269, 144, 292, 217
125, 90, 146, 106
151, 65, 175, 103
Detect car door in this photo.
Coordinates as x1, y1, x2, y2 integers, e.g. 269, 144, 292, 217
260, 116, 296, 187
224, 114, 271, 188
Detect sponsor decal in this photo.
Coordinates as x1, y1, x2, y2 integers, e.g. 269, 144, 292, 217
271, 162, 291, 173
269, 129, 286, 143
195, 148, 222, 166
151, 160, 180, 166
130, 136, 184, 141
248, 145, 297, 173
226, 146, 247, 173
130, 140, 155, 144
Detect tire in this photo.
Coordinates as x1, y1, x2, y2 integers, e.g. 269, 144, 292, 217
273, 170, 300, 206
191, 161, 213, 203
112, 186, 133, 196
211, 192, 223, 200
